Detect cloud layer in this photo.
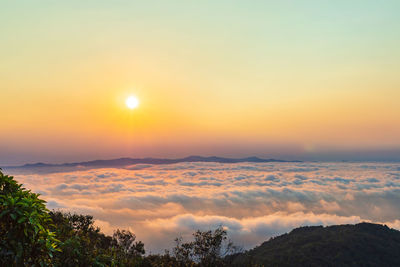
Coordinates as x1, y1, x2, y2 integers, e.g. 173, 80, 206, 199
10, 162, 400, 253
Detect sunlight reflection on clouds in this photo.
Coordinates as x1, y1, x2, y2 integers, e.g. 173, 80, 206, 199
12, 162, 400, 253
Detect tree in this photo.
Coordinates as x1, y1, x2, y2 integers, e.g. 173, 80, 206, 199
111, 229, 145, 266
0, 170, 60, 266
173, 226, 240, 267
140, 253, 179, 267
49, 211, 146, 267
49, 211, 113, 267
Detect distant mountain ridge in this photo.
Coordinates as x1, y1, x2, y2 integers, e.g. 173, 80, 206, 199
4, 156, 301, 169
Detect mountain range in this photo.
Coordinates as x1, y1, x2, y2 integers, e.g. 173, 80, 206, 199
2, 156, 300, 173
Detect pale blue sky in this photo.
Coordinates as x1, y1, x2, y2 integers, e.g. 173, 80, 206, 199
1, 1, 400, 164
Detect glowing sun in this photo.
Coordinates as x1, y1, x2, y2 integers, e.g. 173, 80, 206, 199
125, 96, 139, 109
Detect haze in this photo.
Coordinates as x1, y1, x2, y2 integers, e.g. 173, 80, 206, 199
1, 1, 400, 165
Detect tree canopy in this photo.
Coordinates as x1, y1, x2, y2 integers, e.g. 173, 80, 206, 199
228, 223, 400, 266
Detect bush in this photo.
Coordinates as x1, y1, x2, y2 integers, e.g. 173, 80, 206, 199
0, 170, 60, 266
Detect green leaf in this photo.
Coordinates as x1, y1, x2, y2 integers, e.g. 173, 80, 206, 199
0, 209, 9, 217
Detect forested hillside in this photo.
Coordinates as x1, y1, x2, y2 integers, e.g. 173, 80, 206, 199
228, 222, 400, 266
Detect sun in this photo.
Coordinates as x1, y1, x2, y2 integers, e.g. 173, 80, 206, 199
125, 96, 139, 109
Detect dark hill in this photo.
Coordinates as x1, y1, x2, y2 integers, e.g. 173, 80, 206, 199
228, 223, 400, 267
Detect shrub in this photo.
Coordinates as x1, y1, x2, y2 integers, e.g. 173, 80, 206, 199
0, 170, 60, 266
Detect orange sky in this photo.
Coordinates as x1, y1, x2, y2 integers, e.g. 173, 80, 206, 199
1, 1, 400, 164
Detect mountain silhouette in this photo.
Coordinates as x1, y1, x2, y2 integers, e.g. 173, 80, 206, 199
228, 222, 400, 266
2, 156, 300, 174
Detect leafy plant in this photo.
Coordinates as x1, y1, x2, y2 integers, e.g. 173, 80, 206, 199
0, 170, 60, 266
49, 211, 113, 266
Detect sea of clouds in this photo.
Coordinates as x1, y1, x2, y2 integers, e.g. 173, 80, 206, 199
8, 162, 400, 253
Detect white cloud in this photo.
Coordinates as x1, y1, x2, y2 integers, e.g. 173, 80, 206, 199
8, 162, 400, 253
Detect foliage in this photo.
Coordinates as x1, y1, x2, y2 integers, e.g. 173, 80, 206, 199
228, 223, 400, 267
0, 170, 60, 266
49, 211, 145, 266
111, 229, 145, 266
49, 211, 111, 266
172, 226, 240, 267
140, 253, 179, 267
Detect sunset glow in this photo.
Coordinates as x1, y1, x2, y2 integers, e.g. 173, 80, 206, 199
1, 1, 399, 164
1, 2, 400, 264
125, 95, 139, 109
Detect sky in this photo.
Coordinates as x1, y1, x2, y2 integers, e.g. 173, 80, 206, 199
8, 162, 400, 253
1, 1, 400, 165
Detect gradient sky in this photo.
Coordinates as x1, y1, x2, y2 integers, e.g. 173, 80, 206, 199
1, 1, 400, 165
